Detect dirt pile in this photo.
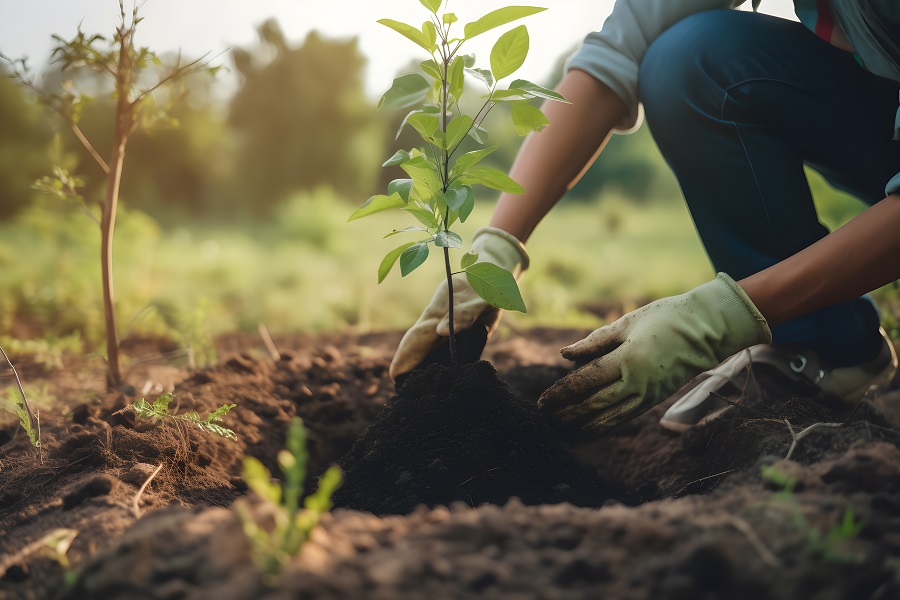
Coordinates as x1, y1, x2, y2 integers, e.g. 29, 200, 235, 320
333, 361, 616, 514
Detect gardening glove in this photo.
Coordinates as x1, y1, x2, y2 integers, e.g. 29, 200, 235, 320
538, 273, 772, 438
389, 226, 529, 381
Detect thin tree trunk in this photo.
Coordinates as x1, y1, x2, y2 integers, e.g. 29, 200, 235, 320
103, 25, 134, 390
101, 136, 127, 389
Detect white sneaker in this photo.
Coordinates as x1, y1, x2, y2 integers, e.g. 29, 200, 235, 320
658, 328, 898, 433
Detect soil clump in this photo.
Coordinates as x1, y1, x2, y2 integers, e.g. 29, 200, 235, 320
333, 361, 616, 514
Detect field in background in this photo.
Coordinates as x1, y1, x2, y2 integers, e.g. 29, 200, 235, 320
3, 167, 896, 366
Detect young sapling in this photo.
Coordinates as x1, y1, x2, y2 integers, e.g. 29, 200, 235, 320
3, 1, 219, 389
349, 0, 568, 366
238, 417, 342, 578
131, 393, 238, 441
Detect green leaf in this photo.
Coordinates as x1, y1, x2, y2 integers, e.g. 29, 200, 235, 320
465, 67, 494, 89
510, 102, 551, 136
405, 206, 440, 228
406, 112, 441, 145
383, 149, 411, 167
434, 230, 463, 248
400, 156, 443, 200
467, 123, 489, 144
460, 53, 476, 68
490, 88, 535, 102
396, 106, 439, 139
379, 73, 431, 110
400, 243, 430, 276
378, 242, 417, 283
377, 19, 433, 52
207, 403, 236, 422
304, 465, 342, 513
443, 12, 458, 24
384, 226, 427, 238
461, 166, 524, 194
451, 145, 499, 179
420, 59, 442, 81
463, 6, 547, 40
509, 79, 570, 103
490, 25, 530, 81
348, 193, 406, 221
421, 21, 437, 50
419, 0, 442, 13
243, 456, 281, 505
387, 179, 414, 203
461, 251, 478, 269
458, 185, 475, 222
445, 185, 468, 211
466, 262, 527, 312
448, 56, 465, 103
445, 115, 473, 152
153, 392, 173, 415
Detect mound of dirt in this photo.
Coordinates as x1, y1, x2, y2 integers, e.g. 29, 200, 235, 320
333, 361, 616, 514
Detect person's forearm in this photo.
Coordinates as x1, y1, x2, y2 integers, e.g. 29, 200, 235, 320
489, 69, 629, 243
739, 194, 900, 326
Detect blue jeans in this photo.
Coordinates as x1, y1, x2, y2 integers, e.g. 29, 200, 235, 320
638, 9, 900, 367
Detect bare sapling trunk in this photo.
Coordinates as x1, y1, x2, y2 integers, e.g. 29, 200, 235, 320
102, 26, 135, 390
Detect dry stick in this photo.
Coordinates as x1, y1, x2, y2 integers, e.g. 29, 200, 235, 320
727, 516, 782, 569
669, 469, 737, 498
132, 463, 163, 518
258, 322, 281, 361
784, 419, 841, 461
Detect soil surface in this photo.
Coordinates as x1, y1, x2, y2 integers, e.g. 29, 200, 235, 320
2, 328, 900, 599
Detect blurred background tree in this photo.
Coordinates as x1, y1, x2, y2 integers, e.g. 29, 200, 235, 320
228, 20, 384, 213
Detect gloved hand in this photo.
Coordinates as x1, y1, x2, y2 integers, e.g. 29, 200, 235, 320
389, 226, 529, 381
538, 273, 772, 437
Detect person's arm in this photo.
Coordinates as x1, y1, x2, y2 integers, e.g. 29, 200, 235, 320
489, 69, 628, 243
739, 193, 900, 325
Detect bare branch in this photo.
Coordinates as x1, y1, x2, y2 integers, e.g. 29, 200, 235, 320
134, 51, 219, 103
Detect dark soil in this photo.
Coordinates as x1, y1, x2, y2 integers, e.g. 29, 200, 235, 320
333, 361, 614, 514
1, 328, 900, 600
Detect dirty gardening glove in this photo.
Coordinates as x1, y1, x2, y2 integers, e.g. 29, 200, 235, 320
538, 273, 771, 438
389, 226, 529, 381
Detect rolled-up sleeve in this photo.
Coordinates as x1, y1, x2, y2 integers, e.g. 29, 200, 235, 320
565, 0, 745, 131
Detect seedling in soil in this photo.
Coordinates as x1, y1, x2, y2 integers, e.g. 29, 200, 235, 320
238, 417, 342, 578
350, 0, 568, 365
1, 346, 41, 458
806, 506, 866, 564
2, 1, 219, 389
131, 393, 238, 441
0, 528, 78, 579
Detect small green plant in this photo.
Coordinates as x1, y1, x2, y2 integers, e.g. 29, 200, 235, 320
806, 506, 866, 564
2, 1, 219, 389
761, 464, 865, 564
760, 464, 796, 498
1, 346, 41, 456
0, 528, 78, 579
131, 393, 237, 441
238, 417, 342, 578
350, 0, 568, 365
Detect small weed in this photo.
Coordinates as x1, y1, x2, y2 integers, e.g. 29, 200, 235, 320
760, 464, 796, 498
131, 392, 237, 441
1, 346, 41, 458
0, 528, 78, 578
237, 417, 342, 579
807, 506, 866, 564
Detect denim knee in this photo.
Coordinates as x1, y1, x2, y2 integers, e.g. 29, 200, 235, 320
638, 10, 782, 130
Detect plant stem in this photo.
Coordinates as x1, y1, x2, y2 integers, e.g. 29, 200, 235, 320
439, 37, 457, 367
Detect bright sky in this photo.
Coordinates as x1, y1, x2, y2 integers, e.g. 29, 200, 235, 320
1, 0, 798, 100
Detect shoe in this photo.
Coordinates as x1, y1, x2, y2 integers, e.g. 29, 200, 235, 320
658, 328, 898, 433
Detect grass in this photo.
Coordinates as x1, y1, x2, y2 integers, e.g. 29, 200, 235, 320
1, 171, 896, 357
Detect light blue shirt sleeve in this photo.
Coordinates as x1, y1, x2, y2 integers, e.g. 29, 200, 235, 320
565, 0, 746, 132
